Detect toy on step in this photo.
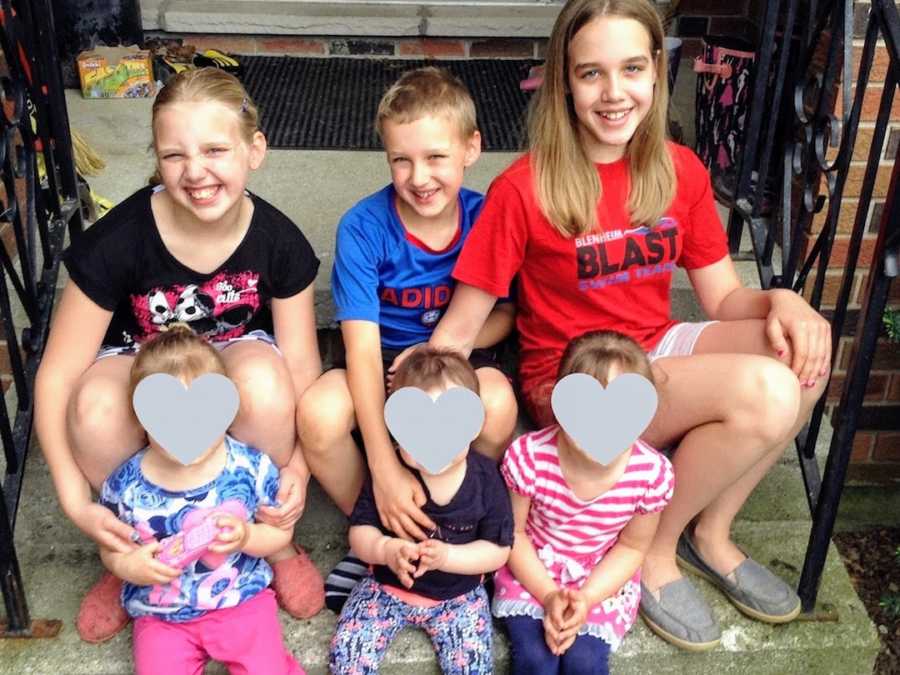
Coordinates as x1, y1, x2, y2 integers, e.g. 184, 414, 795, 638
156, 499, 248, 570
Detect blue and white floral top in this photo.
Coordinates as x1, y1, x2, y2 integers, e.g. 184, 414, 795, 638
100, 435, 280, 622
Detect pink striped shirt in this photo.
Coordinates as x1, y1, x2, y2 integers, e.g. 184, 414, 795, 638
492, 426, 674, 649
502, 426, 674, 560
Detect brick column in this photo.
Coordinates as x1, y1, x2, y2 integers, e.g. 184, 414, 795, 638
807, 1, 900, 466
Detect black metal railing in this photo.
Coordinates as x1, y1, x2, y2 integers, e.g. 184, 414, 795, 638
0, 0, 82, 636
725, 0, 898, 612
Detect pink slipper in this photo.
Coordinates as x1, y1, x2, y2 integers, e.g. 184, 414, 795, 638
76, 571, 130, 643
271, 544, 325, 619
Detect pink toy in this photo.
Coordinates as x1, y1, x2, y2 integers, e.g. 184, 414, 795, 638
156, 499, 248, 570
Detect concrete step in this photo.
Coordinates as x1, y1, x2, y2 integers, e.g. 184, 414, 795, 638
0, 449, 881, 674
141, 0, 559, 38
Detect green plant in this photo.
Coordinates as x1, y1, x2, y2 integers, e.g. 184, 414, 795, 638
879, 545, 900, 619
881, 593, 900, 619
884, 308, 900, 342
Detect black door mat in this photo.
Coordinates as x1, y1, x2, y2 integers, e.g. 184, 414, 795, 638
240, 56, 541, 151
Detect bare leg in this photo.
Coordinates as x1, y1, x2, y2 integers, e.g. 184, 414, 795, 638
68, 355, 145, 491
687, 320, 829, 575
473, 367, 518, 461
640, 350, 802, 591
221, 340, 296, 467
221, 341, 302, 563
297, 369, 366, 516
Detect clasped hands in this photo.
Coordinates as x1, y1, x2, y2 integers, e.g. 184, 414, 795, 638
382, 537, 449, 589
542, 588, 591, 656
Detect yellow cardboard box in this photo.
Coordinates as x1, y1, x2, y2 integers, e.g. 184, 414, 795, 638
77, 46, 155, 99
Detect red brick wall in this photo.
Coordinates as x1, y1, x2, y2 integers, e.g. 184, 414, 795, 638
804, 1, 900, 465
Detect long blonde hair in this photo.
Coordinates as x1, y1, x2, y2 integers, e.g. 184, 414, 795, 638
528, 0, 675, 236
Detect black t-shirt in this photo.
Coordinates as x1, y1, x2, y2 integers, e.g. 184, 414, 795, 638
63, 186, 320, 347
349, 450, 514, 601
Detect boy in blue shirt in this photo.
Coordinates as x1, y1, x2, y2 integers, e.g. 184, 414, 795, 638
298, 67, 518, 611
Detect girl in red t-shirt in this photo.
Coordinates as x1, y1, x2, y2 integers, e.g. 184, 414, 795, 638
427, 0, 830, 652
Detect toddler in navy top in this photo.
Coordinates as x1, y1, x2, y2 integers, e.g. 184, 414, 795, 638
329, 347, 513, 674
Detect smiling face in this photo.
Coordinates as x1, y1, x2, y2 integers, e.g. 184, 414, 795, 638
153, 100, 266, 226
567, 15, 658, 163
381, 114, 481, 230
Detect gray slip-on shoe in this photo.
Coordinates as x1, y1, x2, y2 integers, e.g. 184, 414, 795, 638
639, 578, 721, 652
677, 531, 801, 623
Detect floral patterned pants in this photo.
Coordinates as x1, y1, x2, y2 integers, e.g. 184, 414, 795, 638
329, 576, 493, 674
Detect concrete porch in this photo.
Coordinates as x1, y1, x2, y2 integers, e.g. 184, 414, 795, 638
0, 56, 887, 673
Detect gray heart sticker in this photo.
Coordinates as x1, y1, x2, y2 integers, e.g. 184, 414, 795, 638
384, 386, 485, 474
551, 372, 658, 465
132, 373, 240, 465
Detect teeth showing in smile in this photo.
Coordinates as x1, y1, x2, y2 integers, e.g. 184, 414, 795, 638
414, 188, 438, 200
188, 186, 218, 200
600, 110, 629, 120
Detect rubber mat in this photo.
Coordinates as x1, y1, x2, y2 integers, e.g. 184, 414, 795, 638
240, 56, 541, 151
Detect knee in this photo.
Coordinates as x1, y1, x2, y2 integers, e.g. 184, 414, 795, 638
734, 360, 802, 445
477, 370, 518, 427
504, 618, 555, 674
69, 376, 132, 438
297, 383, 354, 457
232, 358, 295, 425
560, 636, 610, 675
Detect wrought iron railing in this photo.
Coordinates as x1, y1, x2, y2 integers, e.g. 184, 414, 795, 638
725, 0, 898, 611
0, 0, 82, 636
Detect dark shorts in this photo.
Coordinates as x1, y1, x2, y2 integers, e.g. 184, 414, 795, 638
333, 346, 500, 380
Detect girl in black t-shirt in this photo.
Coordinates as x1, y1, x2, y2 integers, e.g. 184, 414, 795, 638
34, 69, 324, 644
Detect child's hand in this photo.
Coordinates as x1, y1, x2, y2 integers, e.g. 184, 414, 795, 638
208, 515, 250, 555
72, 502, 139, 554
373, 463, 436, 541
414, 539, 448, 577
541, 589, 569, 653
116, 542, 181, 586
384, 538, 420, 589
385, 343, 425, 393
258, 463, 308, 530
553, 588, 589, 655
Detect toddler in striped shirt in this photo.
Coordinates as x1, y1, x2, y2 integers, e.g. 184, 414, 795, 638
493, 330, 674, 675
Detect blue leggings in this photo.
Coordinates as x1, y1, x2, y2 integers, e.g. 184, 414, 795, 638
503, 616, 610, 675
330, 576, 493, 674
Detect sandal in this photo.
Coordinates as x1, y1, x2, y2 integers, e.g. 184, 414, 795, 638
193, 49, 243, 77
677, 531, 801, 623
76, 571, 130, 644
270, 544, 325, 619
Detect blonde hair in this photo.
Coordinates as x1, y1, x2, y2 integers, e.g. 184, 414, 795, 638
149, 68, 259, 184
129, 324, 227, 401
375, 67, 478, 141
558, 330, 654, 386
392, 346, 480, 396
529, 0, 675, 236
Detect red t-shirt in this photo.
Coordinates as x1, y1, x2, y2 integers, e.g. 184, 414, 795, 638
453, 142, 728, 396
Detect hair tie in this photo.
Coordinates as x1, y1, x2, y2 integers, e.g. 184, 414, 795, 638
240, 97, 249, 113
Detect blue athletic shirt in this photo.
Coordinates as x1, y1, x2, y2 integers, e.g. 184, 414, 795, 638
331, 185, 485, 349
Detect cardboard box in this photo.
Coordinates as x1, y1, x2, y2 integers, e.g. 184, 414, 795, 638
77, 46, 155, 99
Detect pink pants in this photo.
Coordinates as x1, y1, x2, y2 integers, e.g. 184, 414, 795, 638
133, 589, 304, 675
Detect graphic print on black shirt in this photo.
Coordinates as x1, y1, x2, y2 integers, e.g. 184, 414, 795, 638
62, 185, 320, 349
135, 271, 261, 341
